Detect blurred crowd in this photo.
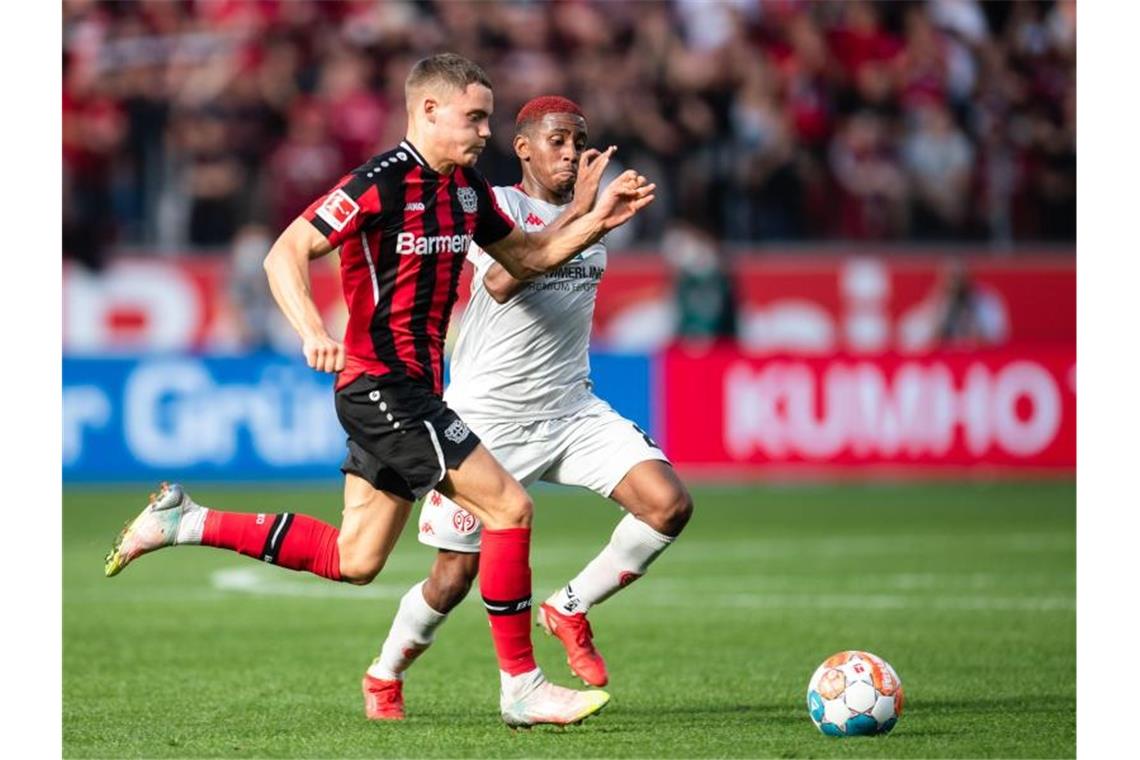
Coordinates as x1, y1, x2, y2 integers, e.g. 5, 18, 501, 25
63, 0, 1076, 270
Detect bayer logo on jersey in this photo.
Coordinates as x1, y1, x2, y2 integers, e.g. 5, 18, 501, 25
457, 186, 478, 213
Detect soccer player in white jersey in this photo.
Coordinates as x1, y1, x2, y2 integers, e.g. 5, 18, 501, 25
361, 96, 694, 719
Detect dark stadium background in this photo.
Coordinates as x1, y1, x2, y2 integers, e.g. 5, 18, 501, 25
61, 2, 1076, 757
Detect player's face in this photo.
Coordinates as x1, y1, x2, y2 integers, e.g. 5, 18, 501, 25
518, 113, 588, 197
429, 83, 494, 168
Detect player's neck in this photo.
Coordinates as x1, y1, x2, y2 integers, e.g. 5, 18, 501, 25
520, 174, 571, 206
402, 132, 457, 175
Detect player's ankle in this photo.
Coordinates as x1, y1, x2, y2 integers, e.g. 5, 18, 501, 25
500, 667, 543, 694
366, 659, 402, 681
175, 506, 207, 545
546, 586, 588, 616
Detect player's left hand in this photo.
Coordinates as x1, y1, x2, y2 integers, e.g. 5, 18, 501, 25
595, 170, 656, 230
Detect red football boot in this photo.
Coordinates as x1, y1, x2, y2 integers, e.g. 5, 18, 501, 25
536, 603, 609, 687
362, 674, 404, 720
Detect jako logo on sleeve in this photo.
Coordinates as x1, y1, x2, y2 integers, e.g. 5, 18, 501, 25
316, 189, 360, 231
396, 232, 473, 256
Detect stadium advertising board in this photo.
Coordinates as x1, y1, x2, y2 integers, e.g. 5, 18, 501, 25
63, 353, 652, 482
63, 254, 1073, 354
661, 346, 1075, 475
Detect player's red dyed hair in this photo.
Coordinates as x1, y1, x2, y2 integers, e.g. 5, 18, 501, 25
515, 95, 586, 132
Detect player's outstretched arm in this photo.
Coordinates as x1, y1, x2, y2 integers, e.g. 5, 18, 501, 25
482, 170, 655, 281
263, 217, 345, 373
481, 148, 615, 304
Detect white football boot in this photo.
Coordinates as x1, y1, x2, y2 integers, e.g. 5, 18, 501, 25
499, 669, 610, 729
104, 482, 202, 577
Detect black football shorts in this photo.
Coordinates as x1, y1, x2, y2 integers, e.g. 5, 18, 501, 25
334, 373, 481, 502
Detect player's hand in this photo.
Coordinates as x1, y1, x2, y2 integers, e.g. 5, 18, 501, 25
302, 334, 345, 373
571, 146, 615, 213
595, 169, 656, 230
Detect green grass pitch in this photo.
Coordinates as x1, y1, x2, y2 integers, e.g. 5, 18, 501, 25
63, 481, 1074, 758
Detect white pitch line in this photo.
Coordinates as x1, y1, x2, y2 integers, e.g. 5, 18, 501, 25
641, 591, 1075, 613
206, 567, 1074, 612
642, 572, 1075, 592
210, 567, 408, 599
649, 534, 1074, 564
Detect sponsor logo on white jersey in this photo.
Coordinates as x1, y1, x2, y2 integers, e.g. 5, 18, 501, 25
404, 202, 425, 212
395, 232, 473, 256
316, 189, 359, 231
443, 418, 470, 443
457, 186, 478, 213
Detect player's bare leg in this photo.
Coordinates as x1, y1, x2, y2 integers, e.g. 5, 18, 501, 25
365, 551, 478, 720
105, 475, 411, 585
337, 474, 413, 583
437, 444, 610, 727
540, 461, 693, 686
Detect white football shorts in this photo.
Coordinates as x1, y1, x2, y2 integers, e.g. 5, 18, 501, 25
417, 395, 669, 553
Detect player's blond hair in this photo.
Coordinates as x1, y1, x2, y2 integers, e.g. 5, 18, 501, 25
405, 53, 493, 103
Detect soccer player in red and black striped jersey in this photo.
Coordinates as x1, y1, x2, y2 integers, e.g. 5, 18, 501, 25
103, 53, 654, 729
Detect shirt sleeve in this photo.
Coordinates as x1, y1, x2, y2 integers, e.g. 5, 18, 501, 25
470, 172, 516, 248
301, 168, 382, 249
466, 242, 497, 281
467, 186, 519, 279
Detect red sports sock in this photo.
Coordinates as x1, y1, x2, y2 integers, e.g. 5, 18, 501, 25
201, 511, 342, 581
479, 527, 538, 676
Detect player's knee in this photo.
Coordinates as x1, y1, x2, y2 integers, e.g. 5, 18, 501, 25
483, 488, 533, 530
340, 559, 383, 585
503, 490, 534, 527
646, 484, 694, 537
337, 538, 385, 585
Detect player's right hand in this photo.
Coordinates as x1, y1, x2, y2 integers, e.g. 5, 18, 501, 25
303, 334, 346, 373
572, 146, 615, 211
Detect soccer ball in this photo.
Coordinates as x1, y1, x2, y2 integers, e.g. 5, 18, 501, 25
806, 650, 904, 736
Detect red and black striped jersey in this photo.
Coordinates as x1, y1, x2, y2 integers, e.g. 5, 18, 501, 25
302, 140, 515, 394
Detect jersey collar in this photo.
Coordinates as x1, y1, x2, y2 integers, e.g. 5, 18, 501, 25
399, 139, 429, 169
512, 182, 569, 210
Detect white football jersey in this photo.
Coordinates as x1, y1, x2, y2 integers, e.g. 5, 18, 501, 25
444, 185, 606, 422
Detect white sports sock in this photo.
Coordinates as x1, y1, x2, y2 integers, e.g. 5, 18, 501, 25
500, 667, 543, 699
548, 513, 675, 615
368, 581, 447, 681
175, 505, 207, 545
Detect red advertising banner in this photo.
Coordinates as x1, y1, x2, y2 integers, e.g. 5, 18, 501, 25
661, 346, 1075, 476
62, 252, 1073, 354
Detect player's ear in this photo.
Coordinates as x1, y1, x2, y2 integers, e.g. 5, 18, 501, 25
514, 132, 530, 161
423, 97, 438, 124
